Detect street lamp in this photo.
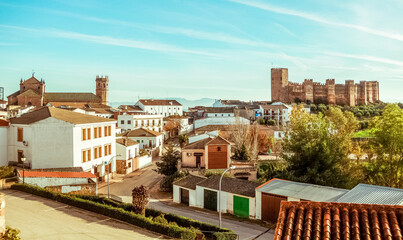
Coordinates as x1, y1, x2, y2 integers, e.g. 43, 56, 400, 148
219, 165, 236, 228
103, 155, 121, 198
21, 156, 26, 184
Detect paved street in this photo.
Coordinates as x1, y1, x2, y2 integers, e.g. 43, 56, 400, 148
148, 201, 274, 240
98, 161, 163, 197
1, 190, 166, 240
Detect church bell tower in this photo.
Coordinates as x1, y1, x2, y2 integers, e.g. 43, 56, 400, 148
96, 75, 109, 105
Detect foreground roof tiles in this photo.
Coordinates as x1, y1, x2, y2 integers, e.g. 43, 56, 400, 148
274, 201, 403, 240
173, 174, 207, 190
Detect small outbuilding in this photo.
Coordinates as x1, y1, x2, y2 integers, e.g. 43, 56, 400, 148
173, 174, 207, 207
256, 178, 348, 222
195, 175, 260, 218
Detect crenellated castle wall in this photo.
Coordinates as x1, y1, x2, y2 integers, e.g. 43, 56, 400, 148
271, 68, 379, 106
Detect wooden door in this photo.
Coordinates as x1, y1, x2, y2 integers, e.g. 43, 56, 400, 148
261, 193, 287, 222
233, 195, 249, 218
180, 188, 189, 206
204, 189, 217, 211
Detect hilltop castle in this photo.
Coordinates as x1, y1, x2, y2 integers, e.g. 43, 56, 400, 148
7, 75, 109, 107
271, 68, 379, 106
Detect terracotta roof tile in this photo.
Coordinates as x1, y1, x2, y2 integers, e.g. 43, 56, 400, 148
126, 128, 163, 137
17, 170, 96, 178
138, 99, 182, 106
274, 201, 403, 240
18, 89, 41, 97
182, 137, 212, 150
206, 136, 232, 145
0, 119, 8, 126
10, 106, 115, 125
23, 76, 41, 84
116, 138, 139, 146
44, 92, 101, 103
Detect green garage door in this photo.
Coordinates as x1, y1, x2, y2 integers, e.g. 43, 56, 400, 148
204, 189, 217, 211
233, 195, 249, 218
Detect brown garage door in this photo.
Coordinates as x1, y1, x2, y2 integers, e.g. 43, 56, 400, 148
207, 145, 227, 169
261, 193, 287, 222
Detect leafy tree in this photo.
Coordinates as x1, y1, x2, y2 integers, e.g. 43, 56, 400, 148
178, 134, 188, 148
281, 105, 358, 188
155, 144, 180, 176
257, 162, 286, 183
363, 104, 403, 188
132, 185, 149, 216
232, 144, 249, 161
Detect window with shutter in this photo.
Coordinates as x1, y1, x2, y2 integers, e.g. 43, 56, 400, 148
17, 128, 23, 142
82, 128, 86, 141
98, 127, 102, 137
108, 126, 111, 136
82, 150, 86, 162
94, 147, 98, 159
94, 127, 98, 138
104, 126, 107, 137
108, 144, 111, 156
87, 128, 91, 140
98, 146, 102, 157
105, 145, 108, 156
88, 149, 91, 161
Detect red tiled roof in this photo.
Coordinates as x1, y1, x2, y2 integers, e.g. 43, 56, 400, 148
17, 170, 96, 178
138, 99, 182, 106
206, 136, 231, 145
274, 201, 403, 240
0, 119, 9, 126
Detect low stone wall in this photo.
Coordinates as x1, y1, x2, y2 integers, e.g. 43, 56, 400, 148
45, 183, 97, 195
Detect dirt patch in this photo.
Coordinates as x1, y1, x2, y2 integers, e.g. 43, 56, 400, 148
149, 179, 172, 202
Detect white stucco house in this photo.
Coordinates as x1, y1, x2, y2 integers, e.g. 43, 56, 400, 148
258, 102, 292, 125
193, 116, 250, 130
203, 107, 235, 118
118, 114, 163, 132
0, 119, 8, 167
8, 106, 117, 181
135, 99, 183, 117
126, 128, 164, 152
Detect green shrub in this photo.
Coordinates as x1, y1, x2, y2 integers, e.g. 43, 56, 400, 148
3, 226, 21, 240
0, 166, 15, 179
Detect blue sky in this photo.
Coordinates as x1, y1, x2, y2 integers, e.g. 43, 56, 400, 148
0, 0, 402, 103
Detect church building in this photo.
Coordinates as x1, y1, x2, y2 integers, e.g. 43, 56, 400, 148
7, 74, 109, 107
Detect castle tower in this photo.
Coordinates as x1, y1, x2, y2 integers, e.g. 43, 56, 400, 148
96, 75, 109, 105
326, 79, 336, 105
271, 68, 289, 102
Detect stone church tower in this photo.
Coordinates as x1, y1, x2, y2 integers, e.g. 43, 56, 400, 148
96, 76, 109, 105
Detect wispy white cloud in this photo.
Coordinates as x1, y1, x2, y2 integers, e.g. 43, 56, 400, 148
0, 24, 218, 57
229, 0, 403, 42
324, 51, 403, 67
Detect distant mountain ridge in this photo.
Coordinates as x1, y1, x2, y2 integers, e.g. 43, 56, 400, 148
111, 97, 216, 110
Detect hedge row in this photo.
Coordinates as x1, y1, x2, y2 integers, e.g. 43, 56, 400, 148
11, 184, 196, 239
75, 194, 237, 239
12, 184, 237, 240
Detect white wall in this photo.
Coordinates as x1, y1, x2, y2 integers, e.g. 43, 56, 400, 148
128, 135, 163, 150
19, 176, 96, 188
138, 155, 152, 169
118, 114, 163, 132
8, 117, 116, 178
194, 117, 249, 130
116, 143, 139, 161
205, 113, 234, 118
173, 185, 180, 203
0, 127, 8, 166
255, 191, 262, 220
136, 101, 183, 117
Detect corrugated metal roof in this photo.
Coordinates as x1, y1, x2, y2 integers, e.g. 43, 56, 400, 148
257, 178, 348, 202
337, 183, 403, 205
